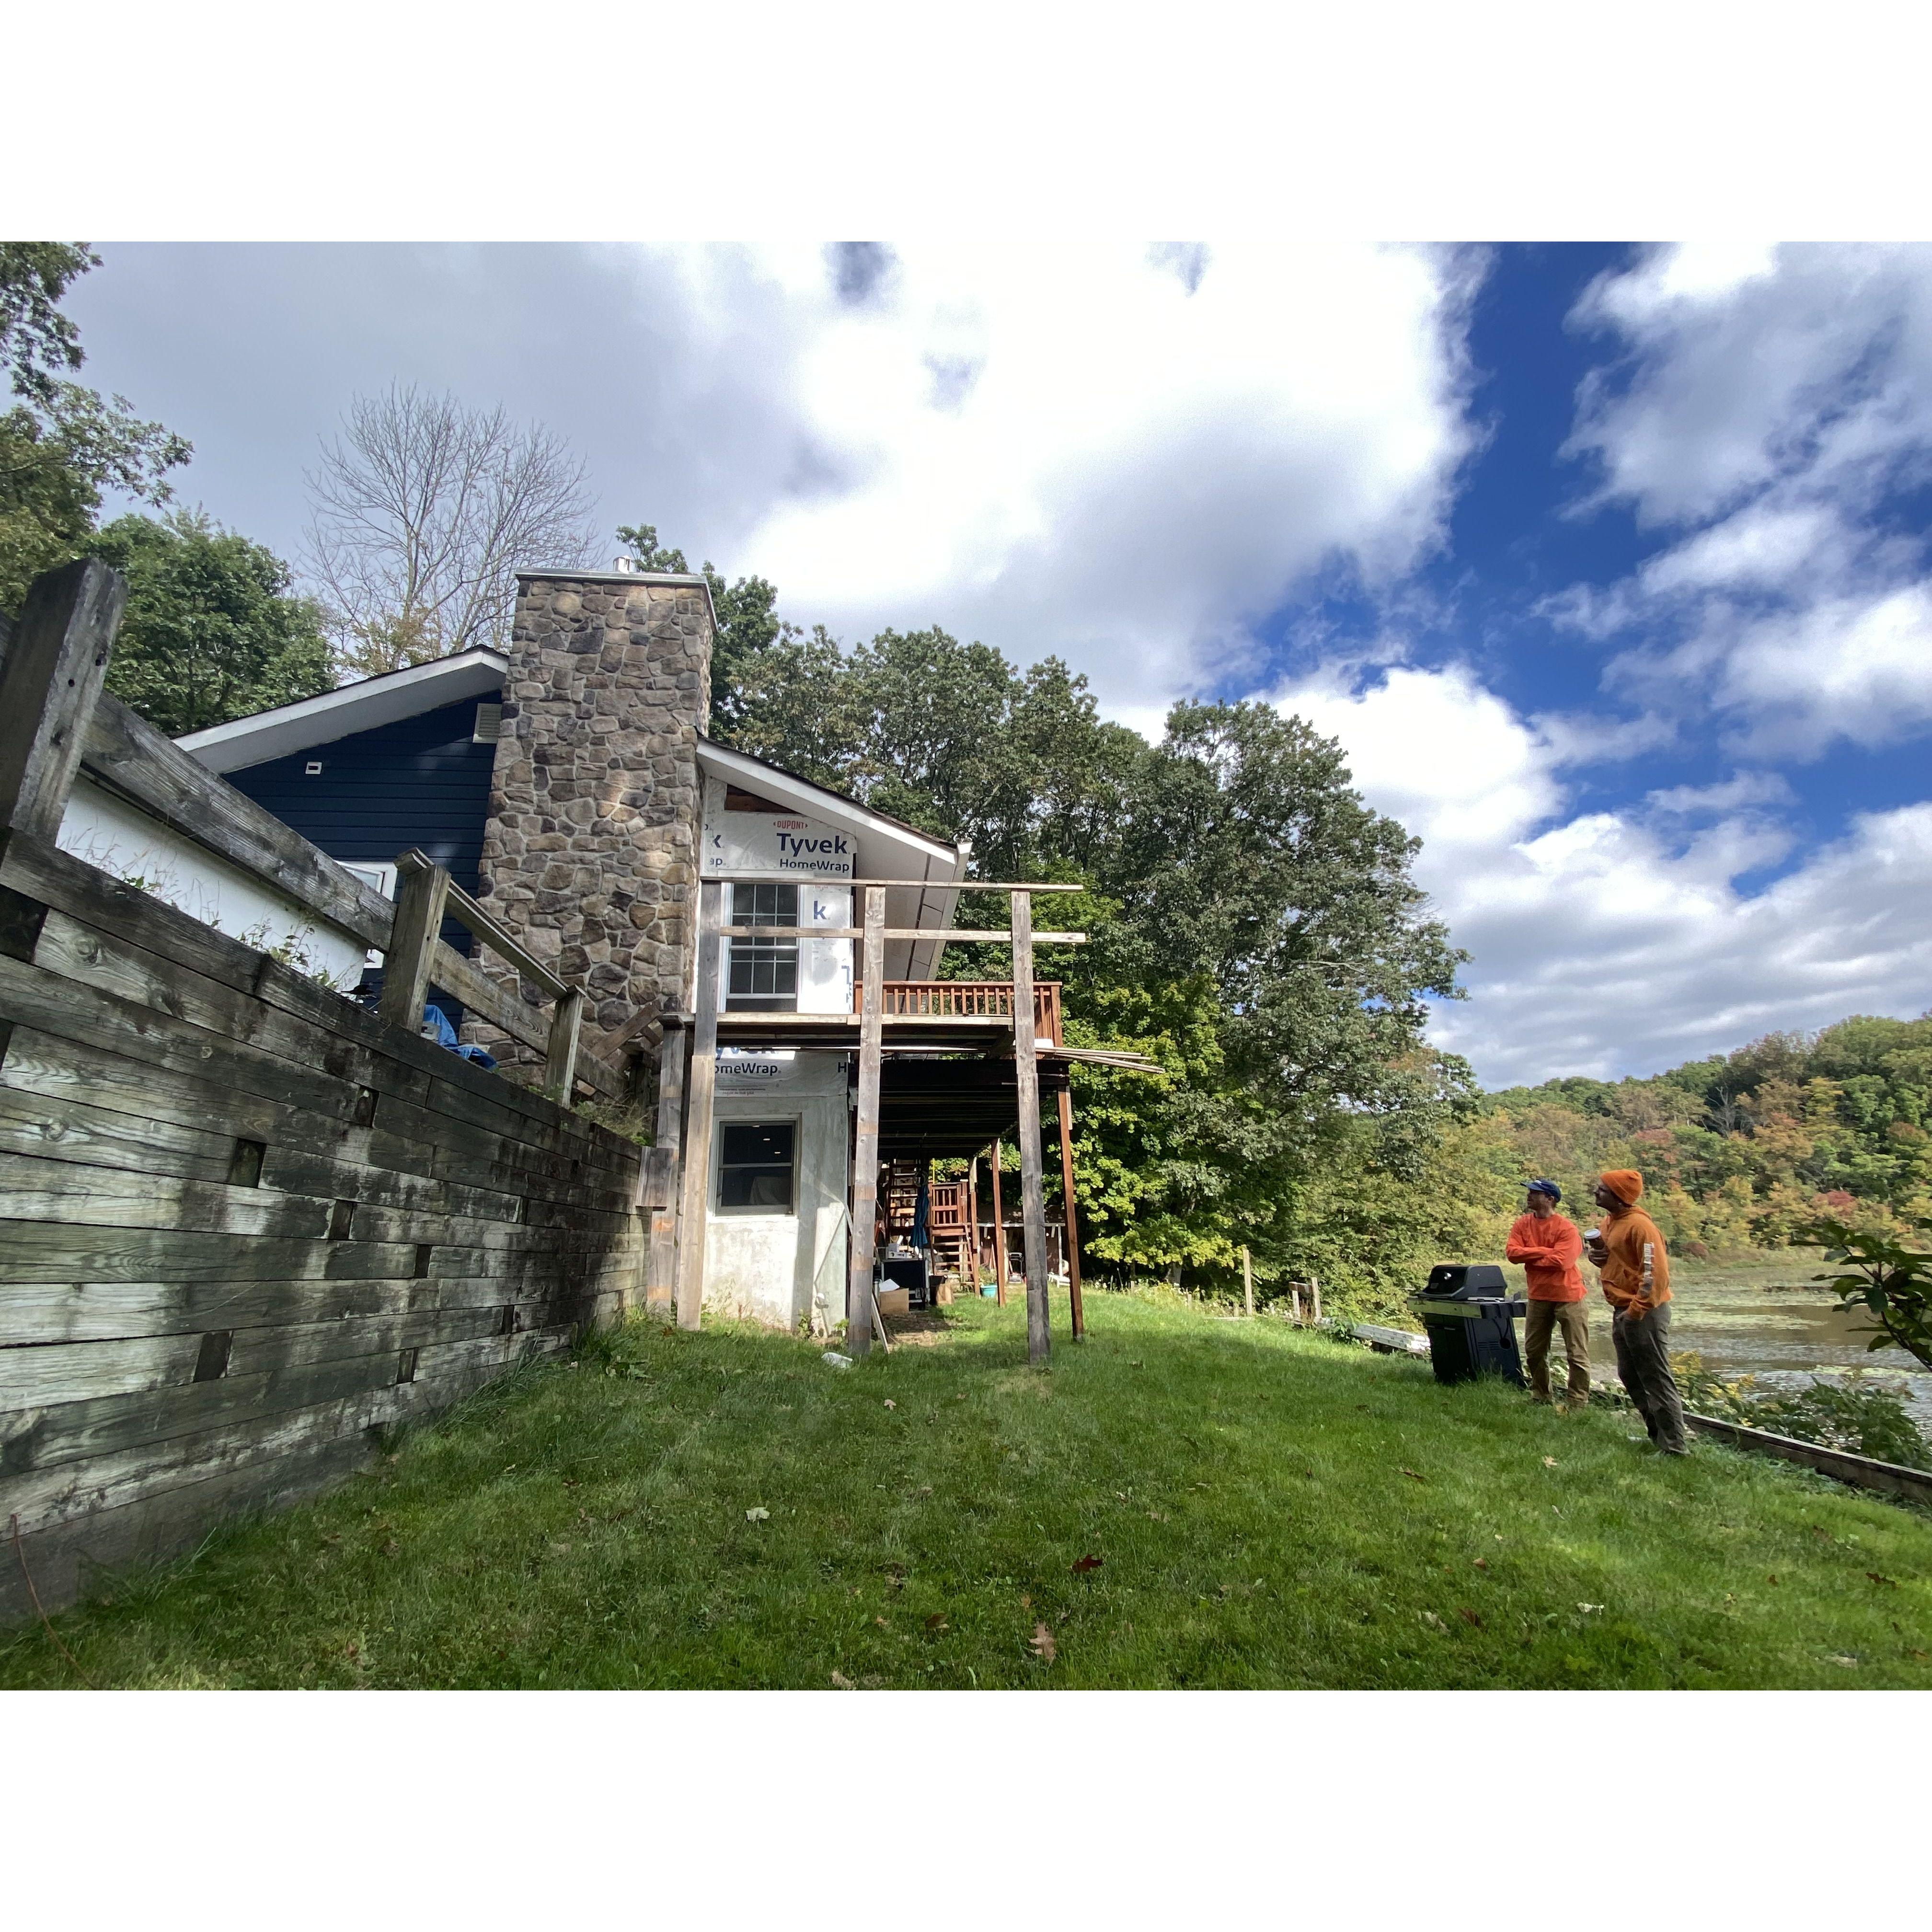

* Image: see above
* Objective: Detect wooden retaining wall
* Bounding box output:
[0,564,645,1620]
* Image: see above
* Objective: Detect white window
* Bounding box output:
[340,862,397,969]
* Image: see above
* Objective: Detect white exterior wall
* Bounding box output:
[702,1051,851,1331]
[56,775,369,989]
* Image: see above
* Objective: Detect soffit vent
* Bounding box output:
[472,702,503,745]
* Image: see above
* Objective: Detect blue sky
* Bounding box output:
[63,242,1932,1088]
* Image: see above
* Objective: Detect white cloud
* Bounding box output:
[1274,662,1932,1087]
[717,242,1482,707]
[1559,244,1932,756]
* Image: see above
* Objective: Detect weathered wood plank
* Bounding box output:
[1011,891,1050,1367]
[377,848,448,1033]
[80,690,395,951]
[0,1081,239,1185]
[440,869,568,998]
[0,1022,636,1218]
[544,985,584,1104]
[0,1221,423,1286]
[1059,1086,1086,1340]
[0,560,126,842]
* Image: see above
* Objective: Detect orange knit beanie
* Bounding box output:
[1600,1169,1644,1205]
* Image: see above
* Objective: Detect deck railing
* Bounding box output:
[858,979,1062,1044]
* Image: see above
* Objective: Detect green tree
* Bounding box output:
[0,244,191,611]
[85,510,333,735]
[617,521,793,736]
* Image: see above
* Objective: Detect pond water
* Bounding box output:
[1666,1260,1932,1434]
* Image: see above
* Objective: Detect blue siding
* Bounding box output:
[224,694,501,1016]
[224,695,499,893]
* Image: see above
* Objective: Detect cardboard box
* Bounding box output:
[876,1287,910,1317]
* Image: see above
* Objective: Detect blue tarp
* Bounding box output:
[423,1003,497,1070]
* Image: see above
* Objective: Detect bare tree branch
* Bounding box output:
[303,384,601,678]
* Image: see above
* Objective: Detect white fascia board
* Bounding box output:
[177,651,509,773]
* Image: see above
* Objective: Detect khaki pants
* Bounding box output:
[1524,1297,1591,1403]
[1612,1302,1686,1453]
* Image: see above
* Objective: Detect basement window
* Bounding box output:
[717,1121,796,1213]
[727,882,799,1012]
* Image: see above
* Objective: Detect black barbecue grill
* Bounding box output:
[1412,1264,1528,1386]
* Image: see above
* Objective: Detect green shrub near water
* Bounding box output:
[1673,1352,1932,1469]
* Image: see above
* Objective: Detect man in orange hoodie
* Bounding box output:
[1505,1179,1589,1407]
[1585,1170,1686,1455]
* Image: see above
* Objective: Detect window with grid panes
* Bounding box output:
[727,882,800,1011]
[717,1122,796,1211]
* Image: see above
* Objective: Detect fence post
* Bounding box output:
[544,986,585,1104]
[0,559,126,841]
[846,885,886,1357]
[1242,1245,1254,1319]
[1011,889,1050,1367]
[379,850,448,1035]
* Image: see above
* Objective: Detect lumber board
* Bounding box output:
[0,1081,240,1185]
[0,1148,336,1241]
[0,1023,635,1218]
[1,1331,207,1411]
[0,561,126,844]
[80,691,396,952]
[0,1221,424,1286]
[1011,891,1051,1366]
[846,886,887,1357]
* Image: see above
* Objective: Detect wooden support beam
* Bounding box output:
[846,886,886,1358]
[1242,1244,1254,1320]
[543,986,584,1104]
[715,926,1086,944]
[1058,1086,1085,1340]
[965,1153,981,1295]
[0,559,126,842]
[989,1139,1007,1308]
[1011,890,1050,1367]
[378,851,449,1035]
[643,1018,687,1321]
[675,880,724,1331]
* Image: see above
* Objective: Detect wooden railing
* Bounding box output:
[2,559,622,1107]
[857,979,1063,1045]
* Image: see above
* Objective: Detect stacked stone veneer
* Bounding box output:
[473,571,713,1071]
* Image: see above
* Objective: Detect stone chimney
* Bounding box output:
[475,568,713,1070]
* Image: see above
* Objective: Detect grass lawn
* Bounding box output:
[5,1293,1930,1689]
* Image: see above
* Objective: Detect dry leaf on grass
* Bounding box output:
[1457,1607,1483,1627]
[745,1507,770,1522]
[1542,1457,1558,1468]
[1030,1623,1058,1663]
[830,1671,856,1690]
[1472,1558,1488,1570]
[1401,1469,1425,1483]
[1071,1554,1104,1574]
[924,1613,948,1631]
[883,1400,896,1410]
[1421,1610,1446,1630]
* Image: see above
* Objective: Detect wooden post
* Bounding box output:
[1011,890,1050,1367]
[1291,1286,1304,1325]
[965,1154,981,1293]
[543,986,584,1104]
[1058,1086,1085,1339]
[846,885,886,1357]
[1242,1245,1254,1320]
[642,1018,687,1321]
[675,878,723,1331]
[379,851,449,1034]
[0,558,126,842]
[989,1140,1008,1307]
[1310,1276,1322,1324]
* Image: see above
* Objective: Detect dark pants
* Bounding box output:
[1612,1303,1686,1452]
[1525,1298,1591,1403]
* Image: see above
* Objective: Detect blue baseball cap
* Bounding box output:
[1523,1179,1562,1203]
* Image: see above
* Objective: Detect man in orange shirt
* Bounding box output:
[1505,1180,1589,1407]
[1585,1169,1686,1456]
